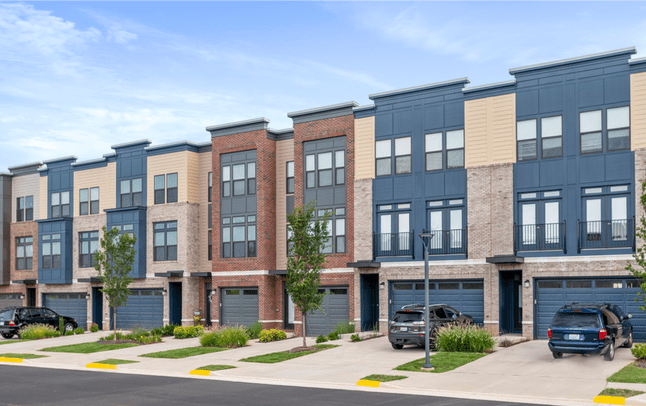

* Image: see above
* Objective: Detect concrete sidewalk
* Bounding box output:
[0,334,641,406]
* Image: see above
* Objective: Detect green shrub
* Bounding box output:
[334,321,354,335]
[327,331,339,341]
[64,330,74,336]
[196,325,204,336]
[173,325,203,339]
[435,325,495,353]
[101,332,129,341]
[246,321,263,339]
[73,328,85,335]
[90,323,99,333]
[162,324,178,336]
[200,326,249,348]
[19,324,61,340]
[59,316,64,333]
[132,328,150,337]
[137,334,162,344]
[150,327,163,336]
[258,328,287,342]
[632,343,646,360]
[316,335,328,344]
[350,334,361,342]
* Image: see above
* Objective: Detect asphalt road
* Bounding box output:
[0,365,542,406]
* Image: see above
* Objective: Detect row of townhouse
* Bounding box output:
[1,47,646,340]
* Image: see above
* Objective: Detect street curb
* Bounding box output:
[0,357,23,363]
[594,395,625,405]
[357,380,380,388]
[86,363,117,370]
[190,370,210,376]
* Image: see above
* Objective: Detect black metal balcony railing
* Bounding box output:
[514,222,566,253]
[425,228,468,256]
[578,218,635,252]
[373,231,414,258]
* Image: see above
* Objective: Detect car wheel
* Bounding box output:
[64,323,74,333]
[391,343,403,350]
[624,331,633,348]
[552,352,563,359]
[429,327,439,349]
[604,341,615,361]
[1,333,13,339]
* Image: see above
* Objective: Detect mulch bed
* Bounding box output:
[635,360,646,369]
[287,346,318,353]
[96,339,161,345]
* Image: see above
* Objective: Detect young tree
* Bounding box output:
[628,181,646,312]
[93,226,137,341]
[286,202,331,348]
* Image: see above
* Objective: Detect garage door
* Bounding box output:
[306,287,349,337]
[390,280,484,324]
[113,289,163,330]
[221,288,258,327]
[43,293,87,329]
[535,278,644,341]
[0,294,23,310]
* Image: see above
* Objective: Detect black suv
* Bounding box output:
[388,304,474,350]
[0,307,78,339]
[548,303,633,361]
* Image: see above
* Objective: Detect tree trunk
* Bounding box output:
[302,311,307,348]
[113,306,117,342]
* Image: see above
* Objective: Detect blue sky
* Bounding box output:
[1,1,645,170]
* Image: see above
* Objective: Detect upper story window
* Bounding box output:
[425,130,465,171]
[517,191,563,250]
[517,116,564,161]
[79,231,99,268]
[541,116,563,158]
[221,215,256,258]
[41,233,61,269]
[51,191,70,218]
[15,236,33,270]
[79,187,99,216]
[154,173,178,205]
[580,107,630,154]
[580,185,632,249]
[517,119,538,161]
[222,162,256,197]
[16,196,33,222]
[305,150,345,188]
[208,172,212,203]
[426,199,466,254]
[315,207,346,254]
[286,162,294,194]
[153,221,177,261]
[375,137,411,176]
[120,178,143,207]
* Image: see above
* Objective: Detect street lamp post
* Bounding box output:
[418,233,434,370]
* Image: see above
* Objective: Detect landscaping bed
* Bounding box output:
[140,346,228,359]
[394,352,488,373]
[94,359,139,365]
[240,344,339,363]
[598,388,644,398]
[196,364,236,371]
[361,374,407,382]
[41,342,139,354]
[0,353,47,359]
[607,361,646,384]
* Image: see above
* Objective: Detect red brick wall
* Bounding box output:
[211,129,277,272]
[9,221,38,282]
[293,114,355,269]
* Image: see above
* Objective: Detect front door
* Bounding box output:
[360,274,379,331]
[92,287,103,330]
[205,282,212,327]
[26,288,36,307]
[169,282,182,326]
[283,283,294,330]
[500,271,522,334]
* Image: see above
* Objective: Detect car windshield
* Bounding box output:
[0,309,13,321]
[393,312,423,323]
[551,312,600,328]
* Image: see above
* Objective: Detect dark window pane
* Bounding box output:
[17,258,25,270]
[319,169,332,187]
[608,129,630,151]
[542,137,562,158]
[306,172,315,188]
[167,246,177,261]
[447,150,464,168]
[336,168,345,185]
[62,204,70,217]
[426,152,442,171]
[463,282,484,290]
[222,243,231,258]
[233,180,245,196]
[248,241,256,257]
[155,190,165,204]
[80,202,88,216]
[90,201,99,215]
[121,194,131,208]
[43,256,51,269]
[133,192,143,206]
[167,188,178,203]
[247,179,256,195]
[581,132,602,154]
[336,236,346,253]
[26,257,32,269]
[223,182,230,197]
[154,246,165,261]
[376,158,391,176]
[395,156,411,174]
[52,206,60,218]
[566,280,592,289]
[287,178,294,194]
[438,282,459,290]
[208,204,212,229]
[393,283,412,291]
[517,140,537,161]
[53,255,61,269]
[233,242,246,258]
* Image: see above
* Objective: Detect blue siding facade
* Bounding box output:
[105,207,147,279]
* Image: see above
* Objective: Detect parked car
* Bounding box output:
[388,303,474,350]
[0,307,78,339]
[548,303,633,361]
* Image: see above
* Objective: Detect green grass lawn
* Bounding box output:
[94,359,139,365]
[607,363,646,384]
[361,374,407,382]
[40,342,138,354]
[140,346,227,359]
[0,339,26,345]
[240,344,339,364]
[598,388,644,398]
[196,364,236,371]
[0,353,47,359]
[394,352,488,373]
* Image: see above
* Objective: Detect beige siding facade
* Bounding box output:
[73,162,116,217]
[275,139,294,270]
[197,150,212,274]
[354,116,375,179]
[147,151,199,205]
[39,176,47,220]
[11,173,41,223]
[465,93,516,167]
[631,72,646,150]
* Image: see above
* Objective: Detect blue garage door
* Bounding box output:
[306,286,349,337]
[390,280,484,325]
[113,289,163,330]
[535,278,644,341]
[44,293,87,329]
[221,288,259,327]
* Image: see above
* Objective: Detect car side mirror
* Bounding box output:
[627,314,633,319]
[452,314,458,320]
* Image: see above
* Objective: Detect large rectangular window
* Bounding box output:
[222,163,255,197]
[580,110,603,154]
[394,137,412,174]
[79,187,99,215]
[153,221,177,261]
[154,173,178,205]
[425,132,442,171]
[41,233,61,269]
[15,236,33,270]
[305,148,346,187]
[120,178,143,207]
[221,215,256,258]
[50,191,70,218]
[208,172,212,203]
[541,116,563,158]
[79,231,99,268]
[308,207,346,254]
[375,140,392,177]
[607,106,630,151]
[446,130,464,169]
[517,119,537,161]
[286,162,294,193]
[16,196,33,222]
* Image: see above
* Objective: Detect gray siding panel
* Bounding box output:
[306,287,349,336]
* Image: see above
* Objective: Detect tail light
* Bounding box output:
[599,329,607,340]
[8,321,15,326]
[547,327,551,339]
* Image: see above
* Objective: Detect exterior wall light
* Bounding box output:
[524,280,530,288]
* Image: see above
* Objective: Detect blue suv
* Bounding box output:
[548,303,633,361]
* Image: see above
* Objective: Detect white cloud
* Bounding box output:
[107,28,137,45]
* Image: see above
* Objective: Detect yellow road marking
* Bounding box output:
[190,370,211,376]
[593,395,625,405]
[86,363,117,370]
[357,380,380,388]
[0,357,22,363]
